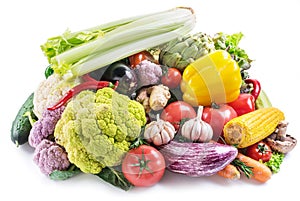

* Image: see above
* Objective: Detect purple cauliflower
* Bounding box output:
[29,106,65,148]
[134,60,162,88]
[33,139,70,175]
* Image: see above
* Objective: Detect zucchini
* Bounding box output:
[11,93,37,146]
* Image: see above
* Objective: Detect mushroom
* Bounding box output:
[265,120,297,154]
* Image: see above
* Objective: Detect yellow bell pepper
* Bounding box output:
[180,50,242,106]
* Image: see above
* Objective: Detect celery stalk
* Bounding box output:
[49,7,195,77]
[41,9,168,62]
[71,19,195,76]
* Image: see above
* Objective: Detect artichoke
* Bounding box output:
[159,32,215,71]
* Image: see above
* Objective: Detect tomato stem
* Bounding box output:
[211,102,220,109]
[130,148,153,178]
[258,143,268,153]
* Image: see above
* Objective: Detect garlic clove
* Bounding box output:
[160,130,171,145]
[191,120,202,141]
[199,123,213,142]
[163,123,176,138]
[181,119,193,140]
[144,123,159,142]
[153,134,163,146]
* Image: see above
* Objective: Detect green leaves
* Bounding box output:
[264,152,285,174]
[49,164,81,180]
[40,29,103,62]
[49,164,132,191]
[96,166,133,191]
[213,32,253,79]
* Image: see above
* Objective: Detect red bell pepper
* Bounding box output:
[228,93,255,116]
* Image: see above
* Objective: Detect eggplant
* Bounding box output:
[89,61,138,95]
[115,69,138,96]
[101,61,130,82]
[159,141,238,177]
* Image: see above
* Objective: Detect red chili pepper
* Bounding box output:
[244,78,261,100]
[47,74,118,111]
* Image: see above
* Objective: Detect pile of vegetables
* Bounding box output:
[11,7,297,191]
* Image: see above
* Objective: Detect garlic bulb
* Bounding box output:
[181,106,213,142]
[144,115,176,146]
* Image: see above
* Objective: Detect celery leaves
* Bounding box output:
[41,29,103,62]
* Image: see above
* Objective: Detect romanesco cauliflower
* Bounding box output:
[54,87,146,174]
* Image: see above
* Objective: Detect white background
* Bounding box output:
[1,0,299,200]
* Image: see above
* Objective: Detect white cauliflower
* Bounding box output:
[33,73,81,118]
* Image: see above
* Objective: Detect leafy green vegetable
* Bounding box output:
[41,29,103,63]
[213,32,252,79]
[42,7,195,78]
[96,166,133,191]
[49,164,81,180]
[264,152,285,173]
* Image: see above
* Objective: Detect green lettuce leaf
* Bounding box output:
[264,152,285,174]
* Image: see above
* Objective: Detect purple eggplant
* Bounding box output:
[89,61,138,96]
[159,141,238,177]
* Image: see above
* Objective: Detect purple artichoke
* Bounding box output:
[33,139,70,175]
[29,106,65,148]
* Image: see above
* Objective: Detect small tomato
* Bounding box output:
[128,51,154,68]
[246,141,272,162]
[161,67,182,89]
[122,145,165,187]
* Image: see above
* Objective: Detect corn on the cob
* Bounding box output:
[223,107,284,148]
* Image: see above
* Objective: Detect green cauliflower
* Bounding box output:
[54,87,147,174]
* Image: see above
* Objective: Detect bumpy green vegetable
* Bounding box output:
[11,93,37,146]
[54,87,146,174]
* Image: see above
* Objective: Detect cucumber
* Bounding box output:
[11,93,37,146]
[255,90,272,109]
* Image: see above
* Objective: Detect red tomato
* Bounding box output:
[202,103,237,140]
[161,68,182,89]
[246,141,272,162]
[122,145,165,187]
[128,51,154,68]
[160,101,197,130]
[228,93,255,116]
